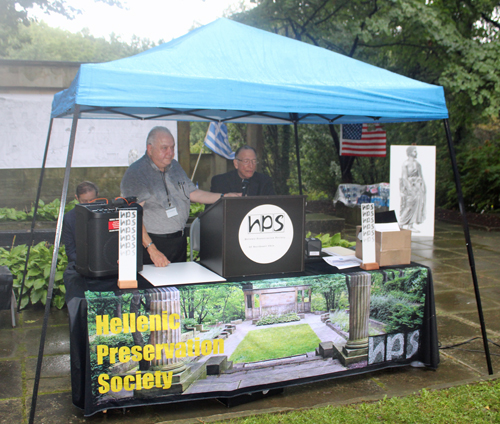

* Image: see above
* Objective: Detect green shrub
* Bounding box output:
[186,236,199,262]
[370,295,402,322]
[189,202,205,217]
[373,269,427,303]
[0,242,67,309]
[0,198,78,222]
[89,333,136,399]
[199,325,225,340]
[0,208,28,221]
[385,289,425,304]
[310,294,326,312]
[329,310,349,332]
[370,294,423,333]
[256,313,300,326]
[304,190,331,201]
[444,139,500,212]
[306,231,355,248]
[182,317,198,331]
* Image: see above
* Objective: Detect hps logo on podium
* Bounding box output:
[238,204,294,264]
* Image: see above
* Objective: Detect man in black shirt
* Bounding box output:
[62,181,98,264]
[210,145,275,196]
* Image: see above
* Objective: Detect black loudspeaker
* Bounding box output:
[75,203,143,278]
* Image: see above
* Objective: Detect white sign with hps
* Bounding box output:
[361,203,376,265]
[118,209,138,283]
[238,204,294,264]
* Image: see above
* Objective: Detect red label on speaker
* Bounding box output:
[108,218,119,232]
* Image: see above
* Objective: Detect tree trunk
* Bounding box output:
[329,124,355,183]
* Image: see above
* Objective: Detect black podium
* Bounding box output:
[199,195,306,278]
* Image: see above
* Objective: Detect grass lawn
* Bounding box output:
[229,323,321,364]
[214,379,500,423]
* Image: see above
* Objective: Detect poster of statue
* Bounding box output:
[389,145,436,238]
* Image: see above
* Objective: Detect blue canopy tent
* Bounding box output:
[51,18,448,124]
[24,18,490,423]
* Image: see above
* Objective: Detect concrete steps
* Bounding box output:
[185,354,346,394]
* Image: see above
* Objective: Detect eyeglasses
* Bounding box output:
[236,159,259,165]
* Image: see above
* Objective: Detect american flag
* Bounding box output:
[340,123,387,157]
[203,122,235,160]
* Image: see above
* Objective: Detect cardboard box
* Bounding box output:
[355,226,411,267]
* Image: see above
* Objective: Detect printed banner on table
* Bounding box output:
[85,267,430,415]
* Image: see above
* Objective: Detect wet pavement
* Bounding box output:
[1,221,500,424]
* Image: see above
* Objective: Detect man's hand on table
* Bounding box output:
[148,245,170,267]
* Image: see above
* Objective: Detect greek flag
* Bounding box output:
[203,122,235,159]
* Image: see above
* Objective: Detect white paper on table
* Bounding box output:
[322,255,362,269]
[322,246,356,256]
[139,262,226,287]
[374,222,400,232]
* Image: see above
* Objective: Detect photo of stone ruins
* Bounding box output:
[88,267,426,407]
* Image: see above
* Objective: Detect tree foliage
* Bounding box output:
[262,125,292,195]
[309,274,347,312]
[444,138,500,212]
[0,0,125,56]
[232,0,500,204]
[1,0,123,29]
[179,284,244,325]
[369,267,427,333]
[1,20,158,61]
[235,0,499,123]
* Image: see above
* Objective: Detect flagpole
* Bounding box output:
[191,144,204,181]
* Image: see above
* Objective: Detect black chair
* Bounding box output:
[0,266,15,327]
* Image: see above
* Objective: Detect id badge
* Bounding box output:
[166,207,178,218]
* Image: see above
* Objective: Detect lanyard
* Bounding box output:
[161,171,172,208]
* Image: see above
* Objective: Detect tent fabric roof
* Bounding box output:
[51,18,448,124]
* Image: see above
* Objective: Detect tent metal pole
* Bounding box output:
[191,145,204,181]
[17,118,54,312]
[29,106,80,424]
[292,116,303,195]
[443,118,493,375]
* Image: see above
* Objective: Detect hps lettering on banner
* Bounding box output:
[247,213,285,233]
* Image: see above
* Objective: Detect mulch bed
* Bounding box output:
[435,208,500,231]
[306,200,500,231]
[305,200,336,214]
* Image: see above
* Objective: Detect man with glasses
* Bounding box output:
[210,145,275,196]
[62,181,99,264]
[121,126,240,267]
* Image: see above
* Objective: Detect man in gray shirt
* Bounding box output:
[121,126,240,266]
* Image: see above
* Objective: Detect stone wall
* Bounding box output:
[0,59,234,209]
[1,60,270,210]
[1,153,232,210]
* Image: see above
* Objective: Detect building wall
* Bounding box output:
[0,60,231,209]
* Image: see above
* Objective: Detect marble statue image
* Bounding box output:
[399,146,426,232]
